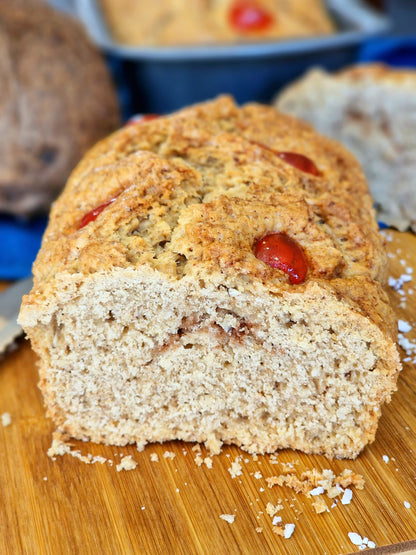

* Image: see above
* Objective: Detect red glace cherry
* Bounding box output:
[229,1,274,32]
[274,151,319,176]
[78,197,117,229]
[125,113,160,126]
[254,233,307,284]
[251,142,320,176]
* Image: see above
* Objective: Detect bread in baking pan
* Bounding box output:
[0,0,119,216]
[19,96,401,459]
[275,63,416,232]
[99,0,334,46]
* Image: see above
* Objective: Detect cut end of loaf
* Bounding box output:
[24,269,400,459]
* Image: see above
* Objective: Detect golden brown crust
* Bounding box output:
[28,96,392,336]
[19,96,401,459]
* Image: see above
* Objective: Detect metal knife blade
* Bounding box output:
[0,277,33,354]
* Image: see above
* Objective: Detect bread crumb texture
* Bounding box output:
[19,96,401,459]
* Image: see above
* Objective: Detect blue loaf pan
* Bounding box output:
[71,0,390,114]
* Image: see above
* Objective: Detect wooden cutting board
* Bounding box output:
[1,229,416,555]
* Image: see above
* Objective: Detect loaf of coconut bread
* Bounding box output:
[99,0,334,46]
[19,96,401,459]
[275,64,416,231]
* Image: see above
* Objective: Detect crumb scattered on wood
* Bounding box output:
[312,497,328,514]
[1,412,11,427]
[228,459,243,478]
[265,467,364,513]
[266,502,283,517]
[116,455,137,472]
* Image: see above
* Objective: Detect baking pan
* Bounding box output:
[70,0,390,114]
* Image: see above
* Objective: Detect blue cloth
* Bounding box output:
[0,215,48,279]
[359,38,416,67]
[1,39,416,280]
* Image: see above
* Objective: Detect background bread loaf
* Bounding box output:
[99,0,334,46]
[275,63,416,231]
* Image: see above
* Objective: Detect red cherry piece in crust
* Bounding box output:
[140,114,159,122]
[254,233,307,284]
[78,198,117,229]
[125,113,159,126]
[275,151,319,176]
[229,1,274,32]
[251,141,319,176]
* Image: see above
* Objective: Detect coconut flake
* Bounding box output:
[284,523,295,539]
[341,488,353,505]
[220,514,235,523]
[348,532,363,546]
[398,320,412,333]
[309,486,325,496]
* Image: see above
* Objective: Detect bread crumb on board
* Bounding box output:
[1,412,11,427]
[228,458,243,479]
[116,455,137,472]
[273,523,295,538]
[47,432,112,465]
[267,468,364,493]
[193,450,214,468]
[312,497,329,514]
[204,457,213,469]
[44,432,370,538]
[266,467,364,514]
[194,453,204,467]
[45,432,415,548]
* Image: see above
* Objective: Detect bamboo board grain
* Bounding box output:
[1,229,416,555]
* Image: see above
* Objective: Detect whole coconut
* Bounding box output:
[0,0,120,215]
